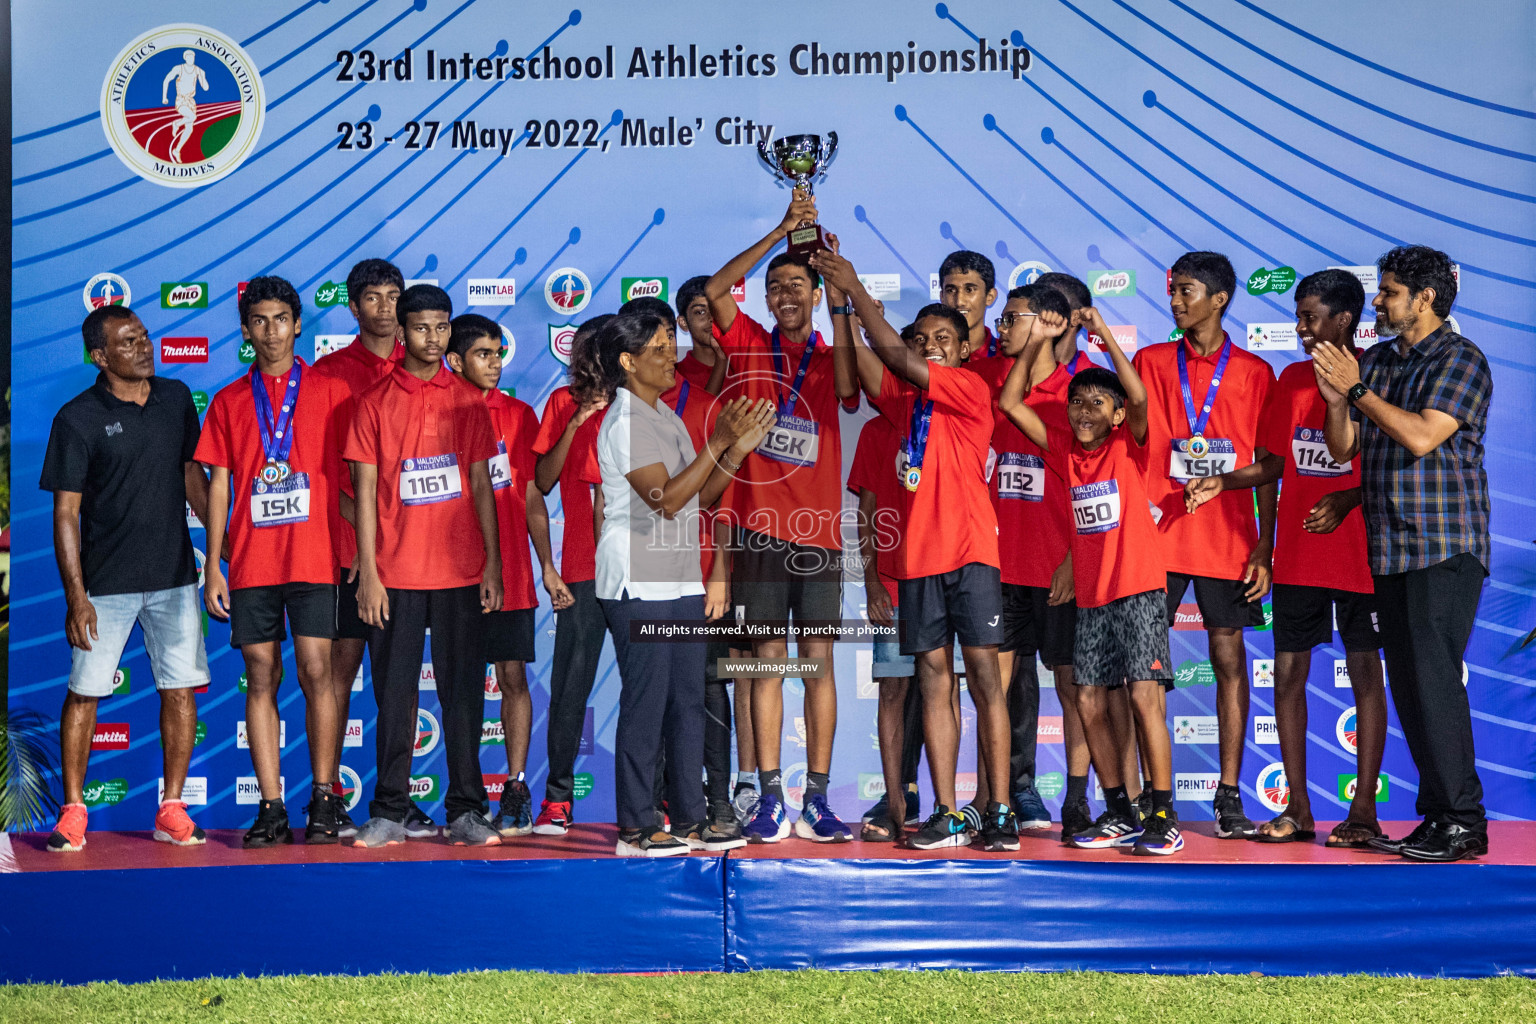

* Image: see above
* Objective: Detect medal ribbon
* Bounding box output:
[676,379,690,417]
[1065,351,1086,376]
[903,397,935,477]
[1176,334,1231,439]
[252,359,301,465]
[769,327,820,417]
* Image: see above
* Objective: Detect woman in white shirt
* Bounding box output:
[593,308,774,857]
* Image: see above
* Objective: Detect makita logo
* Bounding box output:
[160,337,209,363]
[92,724,130,750]
[483,773,509,798]
[1036,716,1064,743]
[1172,603,1204,630]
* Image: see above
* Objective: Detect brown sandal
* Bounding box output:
[1327,819,1384,848]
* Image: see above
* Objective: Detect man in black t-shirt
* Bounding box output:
[39,306,213,852]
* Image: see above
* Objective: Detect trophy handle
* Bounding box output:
[818,132,839,178]
[756,137,786,188]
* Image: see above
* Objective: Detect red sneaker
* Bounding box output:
[47,803,88,852]
[532,799,572,836]
[153,800,207,846]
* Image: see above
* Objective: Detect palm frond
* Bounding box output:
[0,707,62,831]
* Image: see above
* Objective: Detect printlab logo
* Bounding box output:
[1089,269,1135,297]
[548,323,577,366]
[100,24,265,188]
[621,276,668,303]
[236,776,284,805]
[1175,773,1220,801]
[1336,706,1358,755]
[160,282,207,308]
[1256,761,1290,813]
[1254,715,1279,745]
[84,273,131,312]
[343,718,364,748]
[545,267,591,315]
[414,708,441,756]
[468,278,517,306]
[1008,260,1051,291]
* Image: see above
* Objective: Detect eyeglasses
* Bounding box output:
[995,312,1038,329]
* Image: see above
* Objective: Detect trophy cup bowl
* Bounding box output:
[756,132,839,256]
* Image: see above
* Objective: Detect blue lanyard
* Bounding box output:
[251,359,301,464]
[1176,335,1231,438]
[1065,351,1085,376]
[676,378,690,417]
[984,327,997,359]
[769,327,819,417]
[903,398,935,472]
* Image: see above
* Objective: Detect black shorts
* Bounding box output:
[897,563,1003,655]
[484,607,537,663]
[1166,572,1265,631]
[1075,590,1174,689]
[1271,584,1380,653]
[731,528,842,634]
[335,575,373,641]
[1000,583,1076,668]
[229,582,337,648]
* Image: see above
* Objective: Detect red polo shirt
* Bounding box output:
[659,351,726,408]
[344,363,498,591]
[485,388,542,610]
[713,311,854,552]
[1260,360,1373,594]
[312,336,405,571]
[194,360,352,590]
[1134,337,1275,580]
[992,361,1074,589]
[870,364,999,579]
[532,386,601,584]
[846,414,904,603]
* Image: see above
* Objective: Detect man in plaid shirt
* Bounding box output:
[1312,245,1492,863]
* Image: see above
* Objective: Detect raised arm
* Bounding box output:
[998,348,1050,450]
[1081,306,1147,444]
[809,249,923,391]
[705,192,819,335]
[535,399,605,494]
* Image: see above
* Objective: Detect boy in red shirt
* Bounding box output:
[812,247,1018,852]
[1000,305,1182,855]
[345,284,504,848]
[198,276,353,846]
[312,257,404,838]
[705,193,859,844]
[529,314,612,836]
[1134,251,1276,839]
[446,314,575,836]
[939,250,1000,361]
[1185,269,1385,847]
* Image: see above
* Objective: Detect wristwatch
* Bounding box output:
[1347,382,1370,405]
[829,304,854,316]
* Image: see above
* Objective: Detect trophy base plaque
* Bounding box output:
[787,223,830,257]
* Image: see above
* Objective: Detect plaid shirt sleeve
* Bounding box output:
[1419,344,1492,429]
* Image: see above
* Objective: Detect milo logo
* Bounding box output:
[481,718,505,745]
[857,772,885,800]
[1090,270,1135,297]
[621,276,668,303]
[1246,266,1296,295]
[160,282,208,308]
[83,778,129,808]
[315,281,348,307]
[409,774,440,801]
[112,667,130,695]
[572,772,595,800]
[1174,659,1216,688]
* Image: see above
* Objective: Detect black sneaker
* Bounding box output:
[908,806,971,851]
[243,799,293,849]
[1368,818,1434,854]
[304,789,342,845]
[703,803,748,851]
[336,803,358,840]
[980,803,1020,852]
[493,777,535,837]
[1212,784,1257,839]
[1133,790,1152,827]
[403,803,438,839]
[1134,809,1184,856]
[1060,796,1093,845]
[1071,810,1143,849]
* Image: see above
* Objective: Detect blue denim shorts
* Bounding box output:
[68,585,211,697]
[871,603,915,678]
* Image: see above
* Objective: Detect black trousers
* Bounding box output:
[1374,553,1486,829]
[704,680,732,805]
[368,585,486,823]
[543,579,608,803]
[1007,654,1041,793]
[898,680,923,787]
[602,594,708,830]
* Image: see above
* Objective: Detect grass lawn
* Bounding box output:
[4,970,1534,1023]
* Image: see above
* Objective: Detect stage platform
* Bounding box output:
[4,822,1535,982]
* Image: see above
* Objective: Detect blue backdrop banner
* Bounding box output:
[9,1,1535,829]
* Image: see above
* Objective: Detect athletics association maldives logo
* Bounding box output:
[1336,706,1358,755]
[545,268,591,316]
[337,765,363,812]
[414,708,441,757]
[84,273,131,312]
[1257,761,1290,813]
[101,24,265,189]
